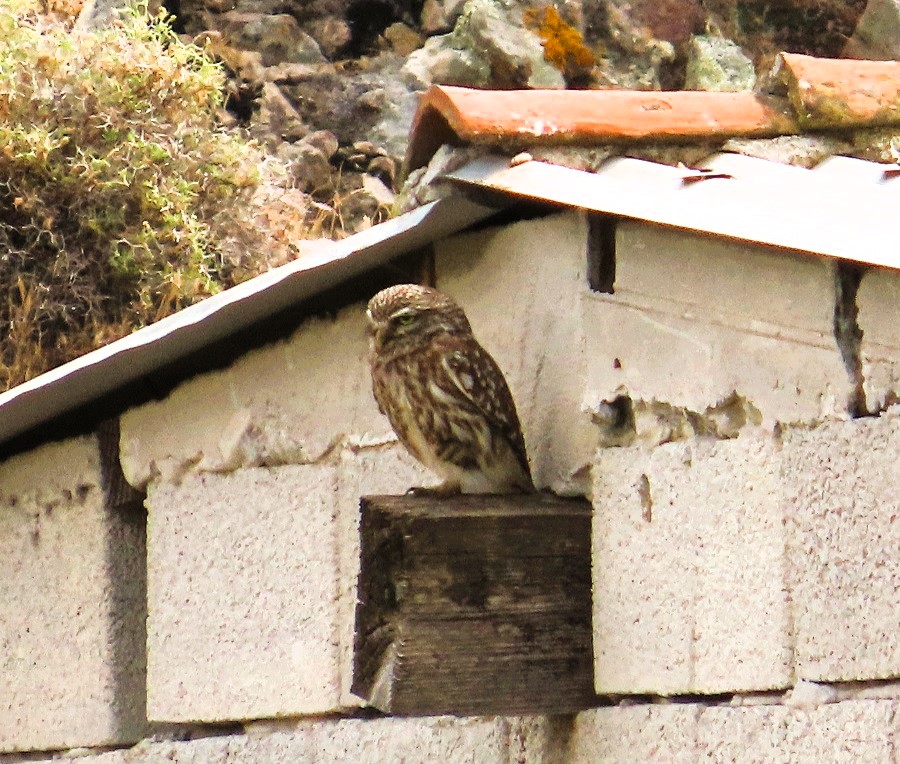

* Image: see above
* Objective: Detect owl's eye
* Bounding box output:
[395,314,416,328]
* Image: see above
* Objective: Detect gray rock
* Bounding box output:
[345,65,422,162]
[367,155,399,186]
[283,142,335,195]
[221,12,327,67]
[253,82,309,145]
[420,0,467,34]
[843,0,900,60]
[306,16,352,58]
[244,48,415,164]
[401,34,491,88]
[684,35,756,92]
[316,62,417,162]
[455,0,564,88]
[383,22,424,56]
[278,66,383,145]
[369,86,420,161]
[402,0,564,89]
[304,130,340,160]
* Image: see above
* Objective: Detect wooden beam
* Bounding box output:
[353,493,596,716]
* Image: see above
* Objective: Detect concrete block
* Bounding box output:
[146,463,346,722]
[584,222,852,431]
[592,435,793,695]
[568,704,701,764]
[252,716,540,763]
[783,412,900,682]
[38,716,562,763]
[571,700,899,764]
[858,266,900,413]
[614,222,833,334]
[120,303,385,489]
[0,436,147,753]
[594,412,900,696]
[697,700,897,763]
[436,210,598,495]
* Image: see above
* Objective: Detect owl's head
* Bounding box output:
[366,284,472,354]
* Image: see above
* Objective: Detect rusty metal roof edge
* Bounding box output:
[446,154,900,271]
[0,195,501,450]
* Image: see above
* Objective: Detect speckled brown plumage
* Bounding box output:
[366,284,533,495]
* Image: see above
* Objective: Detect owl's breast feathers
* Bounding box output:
[372,334,532,492]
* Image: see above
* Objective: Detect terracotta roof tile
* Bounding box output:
[779,53,900,129]
[406,86,799,171]
[406,55,900,171]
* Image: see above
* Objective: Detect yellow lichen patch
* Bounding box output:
[524,6,595,86]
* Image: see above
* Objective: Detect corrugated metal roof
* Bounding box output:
[447,153,900,270]
[0,196,499,449]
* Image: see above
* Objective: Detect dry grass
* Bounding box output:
[0,0,297,391]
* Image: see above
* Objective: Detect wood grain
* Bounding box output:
[353,493,596,715]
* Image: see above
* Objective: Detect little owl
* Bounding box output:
[367,284,534,496]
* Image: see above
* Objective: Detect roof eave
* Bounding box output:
[0,196,501,449]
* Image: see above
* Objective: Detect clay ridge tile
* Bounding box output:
[405,86,799,172]
[779,53,900,129]
[405,56,900,172]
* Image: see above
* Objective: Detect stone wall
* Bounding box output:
[2,209,898,761]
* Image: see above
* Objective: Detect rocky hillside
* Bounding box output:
[166,0,869,231]
[0,0,880,389]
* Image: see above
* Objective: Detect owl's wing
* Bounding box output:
[370,367,388,416]
[438,338,531,478]
[372,388,387,416]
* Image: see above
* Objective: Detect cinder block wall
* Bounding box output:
[0,436,147,754]
[582,220,900,762]
[2,210,898,762]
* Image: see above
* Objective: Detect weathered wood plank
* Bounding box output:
[352,493,596,716]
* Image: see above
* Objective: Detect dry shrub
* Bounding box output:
[0,0,293,390]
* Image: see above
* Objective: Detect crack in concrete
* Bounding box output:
[833,261,869,418]
[597,675,900,710]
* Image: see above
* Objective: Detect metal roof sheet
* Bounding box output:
[0,196,499,449]
[447,153,900,270]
